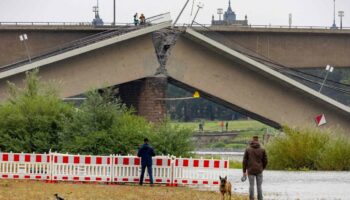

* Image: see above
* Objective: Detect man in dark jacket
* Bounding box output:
[137,138,155,186]
[243,136,268,200]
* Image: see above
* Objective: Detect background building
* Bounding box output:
[211,0,248,26]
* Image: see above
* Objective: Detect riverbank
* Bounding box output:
[0,180,247,200]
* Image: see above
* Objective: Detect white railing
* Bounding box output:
[0,152,229,187]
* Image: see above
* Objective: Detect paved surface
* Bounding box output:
[225,169,350,200]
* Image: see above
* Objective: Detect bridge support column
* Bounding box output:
[119,77,167,123]
[138,77,167,123]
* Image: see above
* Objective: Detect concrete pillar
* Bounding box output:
[119,77,167,123]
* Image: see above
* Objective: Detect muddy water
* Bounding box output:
[224,169,350,200]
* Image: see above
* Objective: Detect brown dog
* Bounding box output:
[219,176,232,200]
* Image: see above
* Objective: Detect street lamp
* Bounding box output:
[113,0,116,26]
[338,11,344,29]
[190,2,204,27]
[19,34,31,62]
[331,0,337,29]
[319,65,334,93]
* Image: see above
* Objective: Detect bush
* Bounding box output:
[0,70,73,153]
[151,121,194,157]
[110,112,153,155]
[317,136,350,171]
[267,126,350,171]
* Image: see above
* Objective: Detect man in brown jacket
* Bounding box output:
[243,136,268,200]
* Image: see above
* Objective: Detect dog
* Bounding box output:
[219,176,232,200]
[54,194,64,200]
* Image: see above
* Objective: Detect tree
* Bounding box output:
[151,120,194,157]
[0,70,73,153]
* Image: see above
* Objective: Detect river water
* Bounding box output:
[194,152,350,199]
[223,169,350,200]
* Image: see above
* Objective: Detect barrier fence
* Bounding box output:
[0,152,229,187]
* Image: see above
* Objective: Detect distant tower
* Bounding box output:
[217,8,223,21]
[211,0,248,26]
[92,0,104,26]
[224,0,236,24]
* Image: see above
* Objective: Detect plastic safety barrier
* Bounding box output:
[52,153,112,182]
[112,156,172,184]
[0,152,229,186]
[173,157,229,186]
[0,152,51,180]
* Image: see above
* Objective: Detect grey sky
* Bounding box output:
[0,0,349,27]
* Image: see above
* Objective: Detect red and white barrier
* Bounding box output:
[173,158,229,186]
[0,152,51,180]
[112,156,172,184]
[52,154,111,182]
[0,152,229,187]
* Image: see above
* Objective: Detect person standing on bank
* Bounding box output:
[137,138,155,186]
[243,136,268,200]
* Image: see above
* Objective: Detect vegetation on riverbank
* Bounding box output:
[171,120,279,151]
[0,71,193,156]
[171,120,269,132]
[0,180,248,200]
[267,126,350,171]
[173,120,277,150]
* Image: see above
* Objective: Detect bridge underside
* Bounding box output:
[197,28,350,68]
[0,33,159,100]
[166,31,350,131]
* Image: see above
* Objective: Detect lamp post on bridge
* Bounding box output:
[191,2,204,27]
[112,0,116,26]
[19,34,31,62]
[319,65,334,93]
[331,0,338,29]
[338,11,344,30]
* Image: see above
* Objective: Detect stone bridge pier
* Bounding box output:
[119,77,167,123]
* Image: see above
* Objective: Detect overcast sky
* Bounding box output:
[0,0,349,27]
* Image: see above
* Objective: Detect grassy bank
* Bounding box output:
[0,180,247,200]
[173,120,276,150]
[171,120,269,132]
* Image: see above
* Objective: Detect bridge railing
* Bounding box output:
[178,23,350,30]
[0,152,229,187]
[0,12,172,72]
[1,19,349,30]
[0,13,171,27]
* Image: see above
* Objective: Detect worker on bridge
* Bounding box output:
[133,13,139,26]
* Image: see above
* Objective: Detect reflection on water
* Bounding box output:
[225,169,350,200]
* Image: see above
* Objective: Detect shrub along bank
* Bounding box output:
[266,126,350,171]
[0,71,194,157]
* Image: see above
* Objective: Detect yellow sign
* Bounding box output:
[193,91,200,98]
